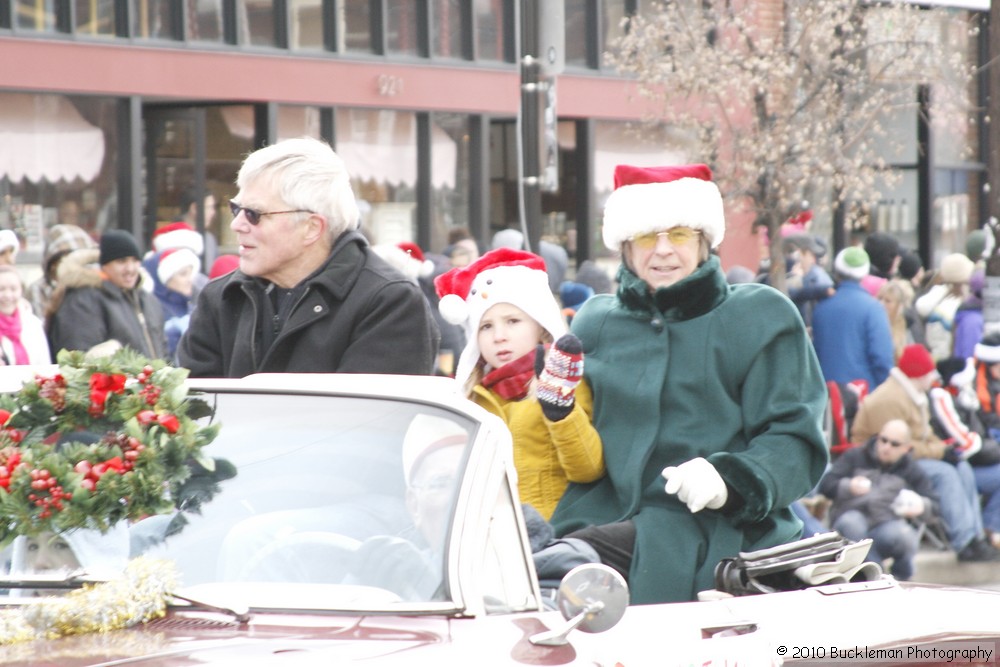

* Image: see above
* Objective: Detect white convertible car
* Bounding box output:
[0,371,997,666]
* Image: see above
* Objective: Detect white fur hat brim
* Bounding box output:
[157,248,201,285]
[602,178,726,250]
[153,228,204,256]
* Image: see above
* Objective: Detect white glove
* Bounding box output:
[662,457,728,513]
[891,488,925,518]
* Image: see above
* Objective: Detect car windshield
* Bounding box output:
[1,389,476,611]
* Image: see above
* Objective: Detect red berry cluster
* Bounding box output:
[26,468,71,519]
[0,447,22,490]
[74,457,127,492]
[36,373,67,412]
[105,432,146,471]
[136,365,162,405]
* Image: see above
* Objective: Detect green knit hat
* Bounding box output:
[834,246,870,280]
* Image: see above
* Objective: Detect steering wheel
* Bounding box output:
[238,531,362,583]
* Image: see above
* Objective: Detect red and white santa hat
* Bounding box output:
[396,241,436,279]
[435,247,567,387]
[157,247,201,285]
[602,163,726,250]
[152,222,204,256]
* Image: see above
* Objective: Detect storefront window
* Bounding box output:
[565,0,587,68]
[342,1,373,53]
[337,108,419,244]
[238,0,276,47]
[0,93,117,268]
[290,0,324,51]
[475,0,505,63]
[430,113,469,254]
[602,1,629,68]
[130,0,176,39]
[387,0,419,56]
[188,0,224,42]
[432,0,463,59]
[15,0,57,31]
[76,0,116,37]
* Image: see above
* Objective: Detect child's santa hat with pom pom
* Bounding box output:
[397,241,436,279]
[156,247,201,286]
[602,163,726,250]
[152,222,204,256]
[434,247,567,387]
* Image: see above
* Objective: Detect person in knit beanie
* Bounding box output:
[813,246,895,390]
[25,224,95,320]
[861,232,901,295]
[916,253,976,361]
[434,247,604,520]
[545,163,828,603]
[47,229,167,359]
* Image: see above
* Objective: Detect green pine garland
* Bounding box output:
[0,348,220,543]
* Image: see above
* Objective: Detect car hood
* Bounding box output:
[0,612,453,667]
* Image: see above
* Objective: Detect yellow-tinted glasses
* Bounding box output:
[629,227,701,249]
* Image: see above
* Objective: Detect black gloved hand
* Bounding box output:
[943,444,964,465]
[535,334,584,422]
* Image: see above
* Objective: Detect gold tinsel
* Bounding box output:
[0,557,178,646]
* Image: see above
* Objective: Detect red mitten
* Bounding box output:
[535,334,584,422]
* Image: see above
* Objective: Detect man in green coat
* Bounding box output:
[550,163,829,603]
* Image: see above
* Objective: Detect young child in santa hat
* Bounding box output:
[435,247,605,520]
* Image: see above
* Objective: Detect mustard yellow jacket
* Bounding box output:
[471,381,605,519]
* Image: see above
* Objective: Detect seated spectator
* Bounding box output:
[819,419,938,580]
[851,343,1000,562]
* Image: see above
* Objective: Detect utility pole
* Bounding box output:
[519,0,563,253]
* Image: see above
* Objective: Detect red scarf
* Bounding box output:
[482,348,540,400]
[0,309,28,365]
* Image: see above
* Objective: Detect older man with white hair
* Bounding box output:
[179,137,438,377]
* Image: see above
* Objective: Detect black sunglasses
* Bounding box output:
[229,200,312,226]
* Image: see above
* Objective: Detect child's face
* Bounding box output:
[477,303,544,370]
[25,532,79,572]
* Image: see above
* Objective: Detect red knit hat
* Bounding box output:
[898,344,937,379]
[602,163,725,250]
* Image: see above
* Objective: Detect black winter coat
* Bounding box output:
[47,249,167,359]
[818,438,939,528]
[178,232,439,377]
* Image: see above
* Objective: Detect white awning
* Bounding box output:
[220,106,458,189]
[559,123,686,191]
[0,93,105,183]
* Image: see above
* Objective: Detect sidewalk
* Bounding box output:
[913,545,1000,589]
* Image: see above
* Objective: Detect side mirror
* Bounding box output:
[530,563,629,646]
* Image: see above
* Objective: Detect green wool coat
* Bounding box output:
[550,256,829,603]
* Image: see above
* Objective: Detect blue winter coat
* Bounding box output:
[811,280,895,389]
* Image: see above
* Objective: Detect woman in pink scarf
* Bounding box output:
[0,265,50,365]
